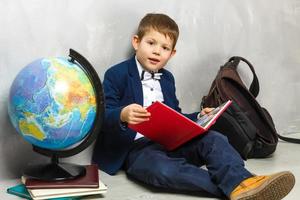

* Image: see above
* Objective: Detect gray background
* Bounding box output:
[0,0,300,183]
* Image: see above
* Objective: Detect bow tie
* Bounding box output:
[141,70,162,81]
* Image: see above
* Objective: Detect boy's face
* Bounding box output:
[132,29,176,72]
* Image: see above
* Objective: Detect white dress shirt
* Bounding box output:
[134,57,164,140]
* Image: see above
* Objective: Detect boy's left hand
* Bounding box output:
[200,107,214,116]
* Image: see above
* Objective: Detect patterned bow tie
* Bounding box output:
[141,70,162,81]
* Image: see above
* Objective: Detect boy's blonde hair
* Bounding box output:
[137,13,179,49]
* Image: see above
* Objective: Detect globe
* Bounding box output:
[7,49,104,180]
[8,57,96,150]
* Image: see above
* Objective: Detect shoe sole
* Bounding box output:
[233,171,295,200]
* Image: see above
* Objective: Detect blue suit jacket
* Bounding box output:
[92,56,198,175]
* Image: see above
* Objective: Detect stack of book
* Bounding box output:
[7,164,107,200]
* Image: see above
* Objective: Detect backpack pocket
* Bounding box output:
[210,101,257,159]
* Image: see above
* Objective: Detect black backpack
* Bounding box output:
[201,56,279,159]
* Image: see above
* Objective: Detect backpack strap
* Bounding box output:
[229,57,300,144]
[277,133,300,144]
[228,56,260,98]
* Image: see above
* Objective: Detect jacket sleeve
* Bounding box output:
[101,69,126,132]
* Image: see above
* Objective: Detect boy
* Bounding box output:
[92,13,295,199]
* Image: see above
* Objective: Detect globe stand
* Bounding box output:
[23,154,86,181]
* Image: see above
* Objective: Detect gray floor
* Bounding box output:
[1,139,300,200]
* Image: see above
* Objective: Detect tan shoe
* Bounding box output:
[230,171,295,200]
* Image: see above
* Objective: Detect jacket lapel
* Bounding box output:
[159,72,170,106]
[128,57,143,105]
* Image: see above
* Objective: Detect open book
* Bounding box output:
[129,100,232,150]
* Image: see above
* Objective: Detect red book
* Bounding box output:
[24,164,99,189]
[129,100,232,151]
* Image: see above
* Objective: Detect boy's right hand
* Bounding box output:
[120,104,151,125]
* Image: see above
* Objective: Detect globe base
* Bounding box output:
[23,162,86,181]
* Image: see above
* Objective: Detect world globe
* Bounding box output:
[8,49,104,180]
[8,57,96,150]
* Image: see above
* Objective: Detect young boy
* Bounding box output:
[92,13,295,199]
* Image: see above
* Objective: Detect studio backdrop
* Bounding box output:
[0,0,300,179]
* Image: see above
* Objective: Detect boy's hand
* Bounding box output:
[120,104,151,125]
[200,107,214,116]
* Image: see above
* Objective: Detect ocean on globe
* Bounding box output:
[8,57,97,150]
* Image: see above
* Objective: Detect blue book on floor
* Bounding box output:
[7,184,31,199]
[7,184,80,200]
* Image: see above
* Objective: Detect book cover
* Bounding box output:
[28,179,107,200]
[129,100,232,150]
[7,184,81,200]
[7,184,31,199]
[24,164,99,189]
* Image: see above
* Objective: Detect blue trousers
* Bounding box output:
[124,131,253,198]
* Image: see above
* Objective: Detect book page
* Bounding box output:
[196,101,230,128]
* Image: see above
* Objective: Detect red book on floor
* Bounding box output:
[128,100,232,151]
[24,164,99,189]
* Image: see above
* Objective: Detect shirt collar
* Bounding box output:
[135,56,144,80]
